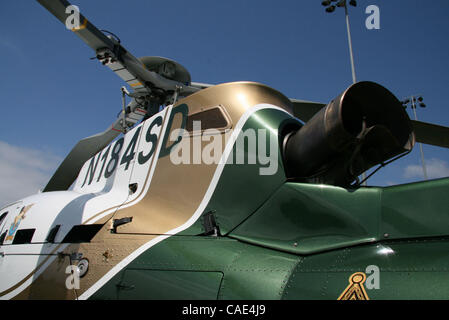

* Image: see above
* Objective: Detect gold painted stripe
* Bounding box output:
[130,82,143,87]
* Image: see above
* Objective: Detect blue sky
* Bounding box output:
[1,0,448,206]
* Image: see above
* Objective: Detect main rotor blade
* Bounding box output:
[37,0,113,50]
[37,0,198,95]
[411,120,449,149]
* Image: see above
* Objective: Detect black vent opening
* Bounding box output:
[0,212,8,225]
[61,224,103,243]
[12,229,35,245]
[46,225,61,243]
[0,231,7,245]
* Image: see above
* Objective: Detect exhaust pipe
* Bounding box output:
[283,81,415,186]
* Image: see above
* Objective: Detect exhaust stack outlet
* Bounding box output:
[283,81,415,186]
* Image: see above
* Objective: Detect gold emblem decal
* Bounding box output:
[337,272,370,300]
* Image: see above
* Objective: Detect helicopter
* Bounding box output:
[0,0,449,300]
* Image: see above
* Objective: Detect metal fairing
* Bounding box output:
[89,105,449,300]
[3,0,448,301]
[230,177,449,254]
[0,82,295,299]
[2,81,448,299]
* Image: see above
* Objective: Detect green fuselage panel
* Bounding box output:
[90,235,449,300]
[87,105,449,300]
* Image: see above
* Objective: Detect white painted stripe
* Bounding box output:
[78,104,289,300]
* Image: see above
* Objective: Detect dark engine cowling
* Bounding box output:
[283,81,415,187]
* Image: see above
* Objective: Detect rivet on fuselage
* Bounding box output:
[103,249,113,262]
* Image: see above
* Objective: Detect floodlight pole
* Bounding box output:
[343,1,364,185]
[344,4,357,84]
[323,0,358,83]
[343,2,365,185]
[323,0,365,185]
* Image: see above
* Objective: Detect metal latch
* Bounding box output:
[111,217,133,233]
[202,211,220,237]
[116,283,135,291]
